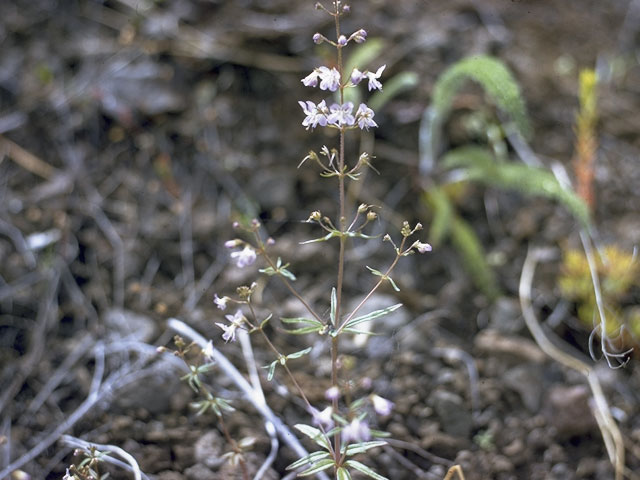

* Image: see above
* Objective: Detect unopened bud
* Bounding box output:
[338,35,347,46]
[343,4,350,12]
[225,239,241,248]
[353,29,367,43]
[401,221,412,237]
[308,211,322,222]
[367,211,377,221]
[267,237,275,245]
[313,33,322,44]
[383,234,391,242]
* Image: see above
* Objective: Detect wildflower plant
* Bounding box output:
[205,2,432,479]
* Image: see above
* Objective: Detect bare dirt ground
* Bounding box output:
[1,1,640,479]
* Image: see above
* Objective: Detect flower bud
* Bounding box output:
[353,29,367,43]
[225,239,241,248]
[367,211,377,221]
[338,35,347,46]
[313,32,322,44]
[401,221,412,237]
[343,4,350,12]
[308,211,322,222]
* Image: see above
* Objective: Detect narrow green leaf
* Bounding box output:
[286,347,312,359]
[336,466,352,480]
[342,327,377,336]
[280,268,297,281]
[286,451,331,470]
[281,317,324,327]
[298,459,335,476]
[285,326,325,335]
[366,266,384,277]
[342,304,402,330]
[387,276,400,292]
[344,440,387,456]
[432,55,531,139]
[265,361,277,381]
[344,460,389,480]
[442,145,590,227]
[294,424,331,451]
[300,231,339,244]
[259,314,272,329]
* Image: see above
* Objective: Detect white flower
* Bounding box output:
[325,385,340,401]
[202,340,215,360]
[299,99,329,130]
[351,68,365,85]
[365,65,385,91]
[311,406,334,429]
[301,70,320,87]
[341,418,371,444]
[214,294,228,310]
[318,66,341,91]
[216,310,245,343]
[355,103,377,130]
[413,240,432,253]
[230,245,257,268]
[327,102,355,127]
[371,394,394,416]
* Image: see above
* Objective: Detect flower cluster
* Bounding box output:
[299,34,385,131]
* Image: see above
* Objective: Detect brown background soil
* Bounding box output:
[1,1,639,479]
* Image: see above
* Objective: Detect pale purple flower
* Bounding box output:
[225,239,241,248]
[413,240,432,253]
[214,294,228,310]
[299,99,329,130]
[365,65,386,91]
[216,310,245,343]
[230,245,257,268]
[318,66,341,92]
[342,4,350,12]
[371,394,394,416]
[351,68,365,85]
[325,385,340,401]
[327,102,355,127]
[311,406,334,429]
[313,32,322,44]
[341,418,371,444]
[355,103,377,130]
[338,35,347,46]
[301,70,320,87]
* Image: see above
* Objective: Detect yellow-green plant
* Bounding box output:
[419,55,590,299]
[559,245,640,342]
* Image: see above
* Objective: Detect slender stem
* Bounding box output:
[245,301,336,457]
[332,1,345,464]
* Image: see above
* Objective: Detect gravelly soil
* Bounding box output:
[1,1,639,479]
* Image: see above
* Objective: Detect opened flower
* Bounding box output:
[230,245,257,268]
[327,102,355,127]
[341,417,371,444]
[365,65,385,91]
[299,100,329,130]
[216,310,245,343]
[355,103,377,130]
